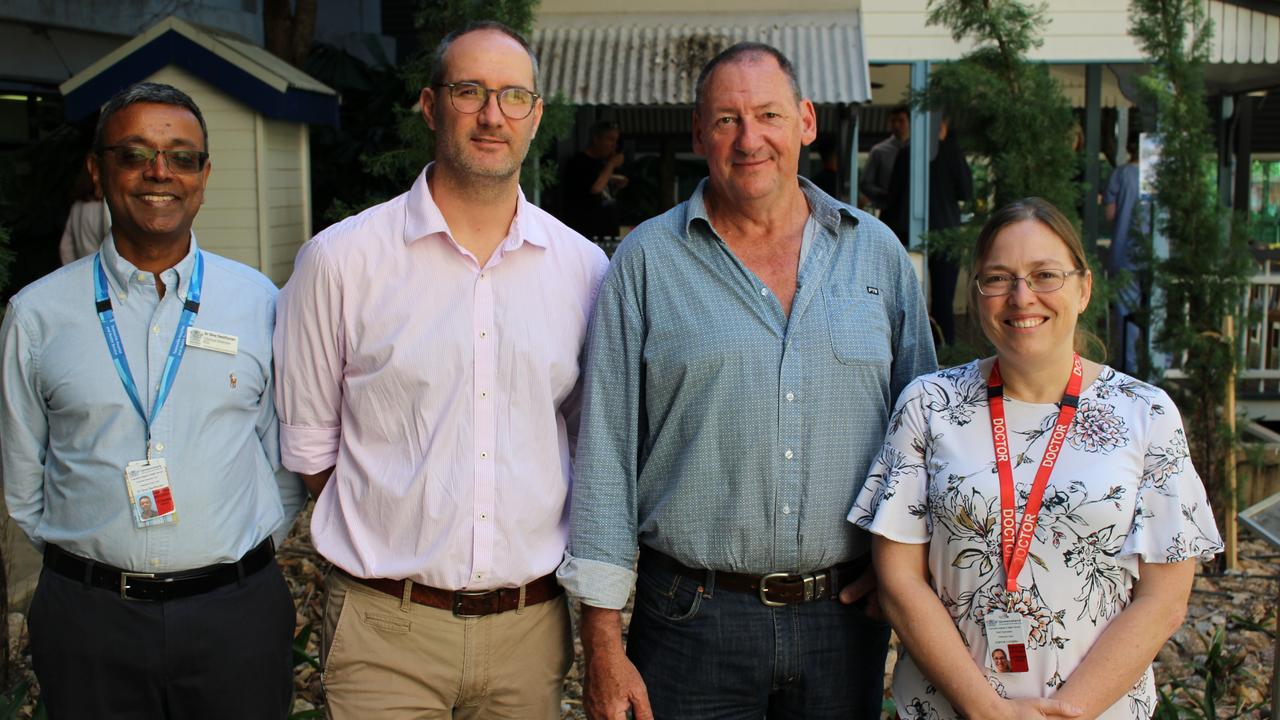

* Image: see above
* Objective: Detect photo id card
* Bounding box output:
[124,459,178,528]
[186,327,238,356]
[984,610,1030,673]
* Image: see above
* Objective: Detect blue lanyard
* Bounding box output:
[93,251,204,451]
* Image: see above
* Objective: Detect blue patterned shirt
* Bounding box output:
[558,178,938,609]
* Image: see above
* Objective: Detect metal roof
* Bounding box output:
[531,12,870,106]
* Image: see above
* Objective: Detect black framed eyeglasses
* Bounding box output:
[974,268,1087,297]
[436,82,541,120]
[98,145,209,174]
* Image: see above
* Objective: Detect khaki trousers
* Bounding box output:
[321,570,572,720]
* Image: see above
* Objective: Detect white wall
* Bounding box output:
[857,0,1142,62]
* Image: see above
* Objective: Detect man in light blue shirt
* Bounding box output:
[0,82,304,719]
[560,44,936,719]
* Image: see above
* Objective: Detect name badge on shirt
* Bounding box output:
[125,459,178,528]
[186,327,238,356]
[984,610,1030,673]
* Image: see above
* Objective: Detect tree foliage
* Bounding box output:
[335,0,571,218]
[1127,0,1251,523]
[917,0,1078,214]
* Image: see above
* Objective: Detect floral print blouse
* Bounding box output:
[848,361,1221,719]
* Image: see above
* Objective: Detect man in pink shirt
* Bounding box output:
[273,21,608,719]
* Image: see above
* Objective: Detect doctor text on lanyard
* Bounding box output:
[93,251,204,457]
[987,354,1082,593]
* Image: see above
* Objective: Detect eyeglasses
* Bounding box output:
[436,82,540,120]
[98,145,209,174]
[974,268,1087,296]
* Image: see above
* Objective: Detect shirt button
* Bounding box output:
[150,558,161,567]
[480,390,488,398]
[479,513,488,520]
[784,449,794,460]
[137,272,147,282]
[480,273,487,280]
[782,505,791,515]
[480,331,488,338]
[480,451,488,459]
[155,443,165,452]
[786,392,795,402]
[760,287,769,296]
[151,325,160,335]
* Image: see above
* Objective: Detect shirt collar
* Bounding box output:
[100,232,200,300]
[682,175,856,239]
[403,163,549,252]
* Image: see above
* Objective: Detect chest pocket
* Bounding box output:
[823,290,893,366]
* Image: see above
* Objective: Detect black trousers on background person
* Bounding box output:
[928,254,960,347]
[28,558,295,719]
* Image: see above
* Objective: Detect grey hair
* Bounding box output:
[93,82,208,152]
[428,21,540,90]
[694,42,802,111]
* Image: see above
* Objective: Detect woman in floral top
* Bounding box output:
[848,198,1220,720]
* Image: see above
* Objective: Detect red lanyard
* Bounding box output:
[987,354,1083,592]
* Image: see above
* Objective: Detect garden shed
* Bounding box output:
[58,15,338,285]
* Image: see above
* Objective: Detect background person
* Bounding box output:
[850,197,1221,720]
[1104,136,1142,374]
[560,120,627,239]
[860,104,910,212]
[58,163,110,265]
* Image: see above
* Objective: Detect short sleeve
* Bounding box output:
[847,377,933,544]
[1120,396,1223,563]
[1103,167,1121,205]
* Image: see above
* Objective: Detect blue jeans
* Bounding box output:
[626,553,891,719]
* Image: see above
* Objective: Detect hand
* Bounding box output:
[838,563,883,620]
[1001,697,1084,720]
[607,152,625,171]
[584,643,653,720]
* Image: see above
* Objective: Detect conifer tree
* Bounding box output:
[919,0,1078,215]
[1127,0,1251,521]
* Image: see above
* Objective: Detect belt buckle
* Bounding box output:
[120,571,158,601]
[452,589,497,618]
[758,572,792,607]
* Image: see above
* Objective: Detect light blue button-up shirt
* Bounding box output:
[558,178,938,609]
[0,235,304,572]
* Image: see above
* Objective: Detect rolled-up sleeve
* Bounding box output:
[0,302,48,546]
[557,257,645,609]
[274,240,344,475]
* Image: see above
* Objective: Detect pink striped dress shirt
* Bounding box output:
[274,167,608,590]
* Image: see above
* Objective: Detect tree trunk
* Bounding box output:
[263,0,317,67]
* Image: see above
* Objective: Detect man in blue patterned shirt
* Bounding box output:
[558,43,937,719]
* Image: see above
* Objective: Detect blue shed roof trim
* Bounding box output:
[64,29,338,126]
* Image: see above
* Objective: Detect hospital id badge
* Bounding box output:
[984,610,1030,673]
[124,459,178,528]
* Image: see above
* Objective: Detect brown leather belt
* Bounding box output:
[343,570,563,617]
[640,548,863,606]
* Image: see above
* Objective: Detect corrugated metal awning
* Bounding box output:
[531,12,870,106]
[1209,0,1280,64]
